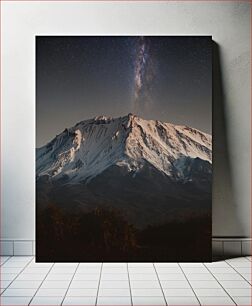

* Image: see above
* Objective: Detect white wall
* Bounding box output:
[1,1,250,240]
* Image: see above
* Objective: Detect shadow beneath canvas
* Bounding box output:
[212,42,243,251]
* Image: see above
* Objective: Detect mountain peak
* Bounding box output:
[93,115,112,123]
[93,113,138,124]
[127,112,137,119]
[36,114,212,183]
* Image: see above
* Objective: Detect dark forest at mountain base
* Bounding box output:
[36,205,211,262]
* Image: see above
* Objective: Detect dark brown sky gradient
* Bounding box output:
[36,36,212,147]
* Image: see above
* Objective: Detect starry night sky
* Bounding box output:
[36,36,212,147]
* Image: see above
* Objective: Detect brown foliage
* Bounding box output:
[36,204,211,262]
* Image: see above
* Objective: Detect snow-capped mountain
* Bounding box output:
[36,113,212,183]
[36,114,212,227]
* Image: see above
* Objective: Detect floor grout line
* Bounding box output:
[244,256,252,262]
[0,257,251,306]
[0,256,34,297]
[0,255,12,266]
[28,259,55,306]
[126,263,133,306]
[61,263,80,306]
[178,263,202,306]
[153,263,168,306]
[203,263,238,305]
[225,260,252,286]
[95,262,103,306]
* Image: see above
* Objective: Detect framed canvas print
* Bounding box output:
[36,36,212,262]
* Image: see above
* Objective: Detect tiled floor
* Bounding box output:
[0,256,251,305]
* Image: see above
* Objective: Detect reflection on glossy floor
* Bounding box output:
[0,256,251,305]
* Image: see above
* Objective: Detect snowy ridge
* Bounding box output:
[36,114,212,182]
